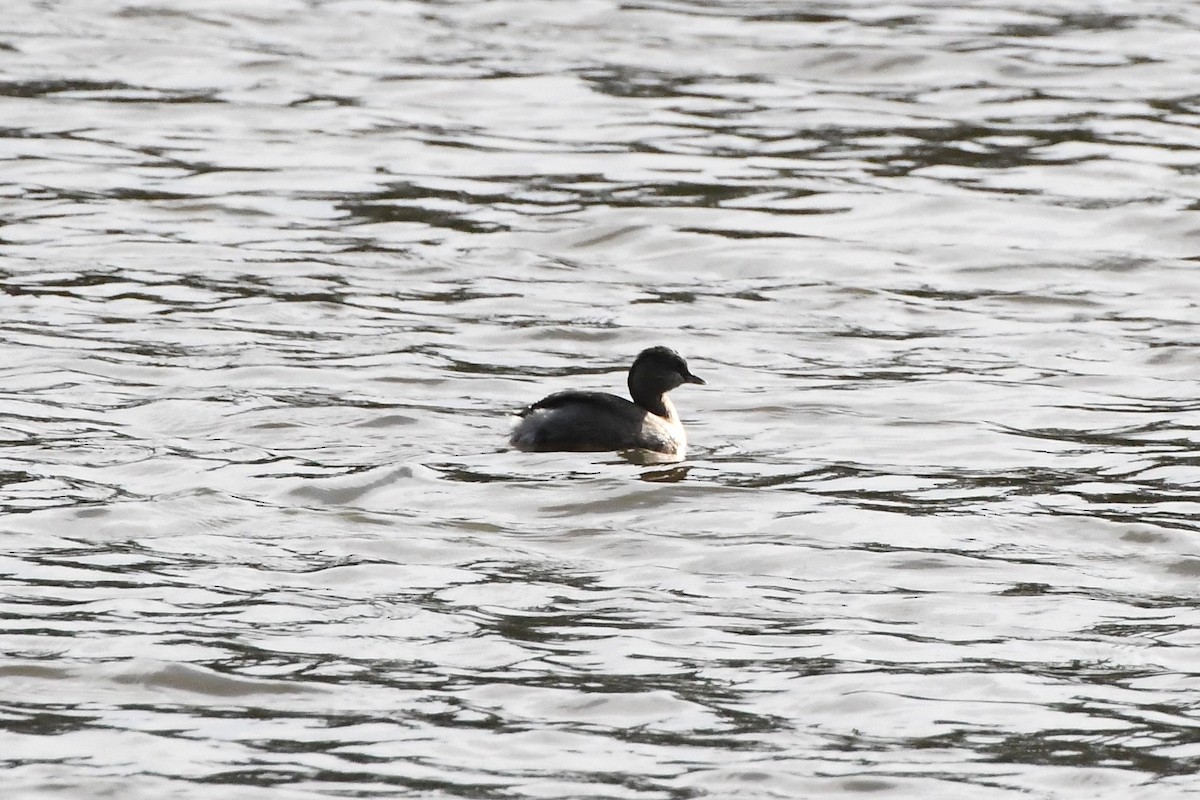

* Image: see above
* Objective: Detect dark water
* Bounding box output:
[2,1,1200,798]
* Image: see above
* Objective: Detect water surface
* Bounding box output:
[2,1,1200,798]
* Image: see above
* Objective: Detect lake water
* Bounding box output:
[2,1,1200,798]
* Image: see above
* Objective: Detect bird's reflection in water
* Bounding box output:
[639,465,691,483]
[618,447,693,481]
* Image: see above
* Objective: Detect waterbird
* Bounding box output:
[510,346,705,459]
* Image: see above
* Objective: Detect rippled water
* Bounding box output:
[3,1,1200,798]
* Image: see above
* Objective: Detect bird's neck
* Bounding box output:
[637,393,674,420]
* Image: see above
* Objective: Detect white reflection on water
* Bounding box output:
[2,0,1200,798]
